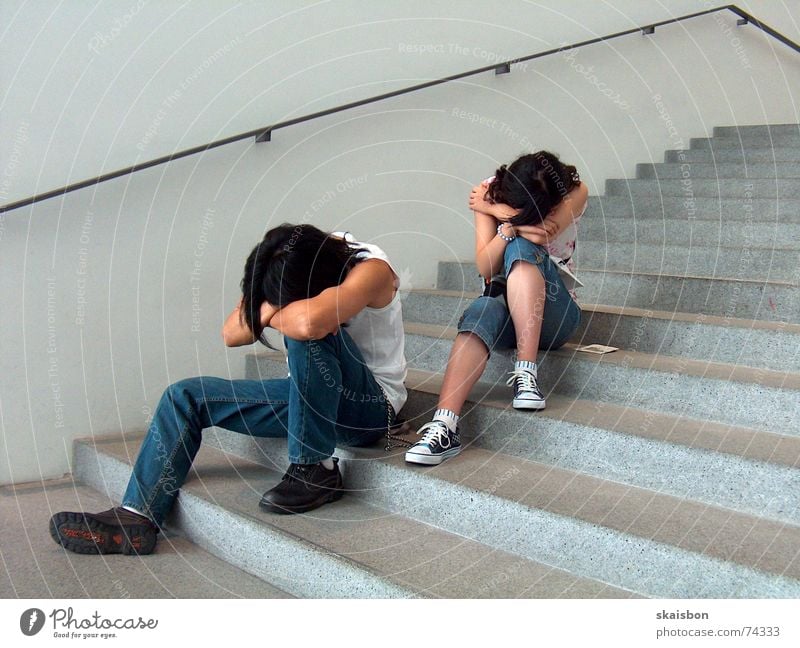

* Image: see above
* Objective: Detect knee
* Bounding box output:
[504,237,548,276]
[163,377,205,408]
[284,334,338,359]
[283,335,311,352]
[458,296,507,337]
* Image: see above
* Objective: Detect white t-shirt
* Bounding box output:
[333,232,408,415]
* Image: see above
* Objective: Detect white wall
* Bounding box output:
[2,0,799,484]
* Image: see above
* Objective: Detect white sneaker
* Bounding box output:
[506,368,546,410]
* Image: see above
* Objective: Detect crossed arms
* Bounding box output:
[469,179,588,280]
[221,258,395,347]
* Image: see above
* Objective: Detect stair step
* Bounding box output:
[578,269,797,322]
[429,267,800,371]
[584,194,800,222]
[396,319,800,436]
[573,241,799,283]
[605,178,800,198]
[666,148,800,164]
[637,162,800,179]
[713,124,800,138]
[0,478,292,598]
[579,214,800,248]
[574,304,800,373]
[693,134,800,149]
[206,370,800,598]
[74,435,630,598]
[439,243,800,286]
[417,265,797,326]
[248,350,800,525]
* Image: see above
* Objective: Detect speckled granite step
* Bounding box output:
[637,162,800,179]
[207,361,800,598]
[605,178,800,199]
[0,477,293,599]
[73,435,631,598]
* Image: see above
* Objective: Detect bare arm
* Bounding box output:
[468,182,519,280]
[269,258,395,340]
[516,182,589,246]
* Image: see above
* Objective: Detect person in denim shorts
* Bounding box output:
[406,151,589,465]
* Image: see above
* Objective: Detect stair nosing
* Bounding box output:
[193,425,800,591]
[401,320,800,390]
[430,268,799,288]
[401,366,800,470]
[410,288,800,334]
[79,437,634,599]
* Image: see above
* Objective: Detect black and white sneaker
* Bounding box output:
[507,368,546,410]
[404,420,461,465]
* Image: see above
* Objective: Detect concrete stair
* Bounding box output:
[0,477,293,598]
[636,162,800,179]
[606,178,800,198]
[63,122,800,598]
[73,433,631,598]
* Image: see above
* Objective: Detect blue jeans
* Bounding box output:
[457,238,581,354]
[122,329,391,526]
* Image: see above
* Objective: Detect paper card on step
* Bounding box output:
[575,344,619,355]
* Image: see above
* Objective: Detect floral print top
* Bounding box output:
[484,176,586,302]
[545,200,587,302]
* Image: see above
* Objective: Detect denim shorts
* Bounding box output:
[457,237,581,354]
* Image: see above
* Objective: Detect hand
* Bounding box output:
[515,219,559,245]
[468,183,493,213]
[259,300,279,328]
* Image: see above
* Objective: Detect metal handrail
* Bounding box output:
[1,4,797,215]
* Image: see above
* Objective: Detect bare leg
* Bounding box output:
[436,332,490,415]
[506,261,546,362]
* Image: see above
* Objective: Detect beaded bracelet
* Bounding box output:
[496,222,516,242]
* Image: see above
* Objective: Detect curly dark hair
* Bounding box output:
[484,150,581,226]
[240,223,367,345]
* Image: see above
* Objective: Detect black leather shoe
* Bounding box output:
[259,459,343,514]
[49,507,158,555]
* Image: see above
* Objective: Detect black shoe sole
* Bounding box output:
[258,489,344,515]
[49,512,157,555]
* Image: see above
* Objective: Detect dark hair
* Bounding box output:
[240,223,367,345]
[484,151,581,226]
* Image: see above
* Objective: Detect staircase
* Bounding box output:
[69,123,800,598]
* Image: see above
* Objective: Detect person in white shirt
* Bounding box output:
[49,224,407,555]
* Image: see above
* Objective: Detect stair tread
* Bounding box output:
[0,478,293,599]
[83,435,633,598]
[181,391,800,585]
[421,260,800,289]
[400,365,800,470]
[243,352,800,581]
[371,444,800,581]
[400,319,800,391]
[576,239,800,253]
[578,267,798,287]
[403,296,800,335]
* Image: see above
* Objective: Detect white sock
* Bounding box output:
[432,408,459,433]
[515,359,538,377]
[320,457,335,470]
